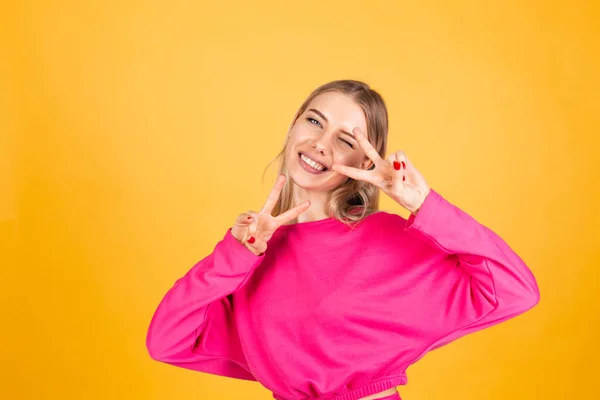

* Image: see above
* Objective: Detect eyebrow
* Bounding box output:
[307,108,356,139]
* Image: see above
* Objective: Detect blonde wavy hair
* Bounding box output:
[263,80,389,227]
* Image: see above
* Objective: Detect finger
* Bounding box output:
[274,200,311,225]
[232,211,257,243]
[234,212,255,227]
[261,174,286,215]
[330,164,377,184]
[244,237,267,255]
[401,153,415,171]
[395,150,407,170]
[353,127,383,167]
[387,153,400,171]
[387,151,408,179]
[394,151,408,181]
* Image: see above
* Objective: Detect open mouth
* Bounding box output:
[298,152,328,173]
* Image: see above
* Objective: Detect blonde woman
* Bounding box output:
[146,80,540,400]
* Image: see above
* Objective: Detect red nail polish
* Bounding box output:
[248,236,256,244]
[403,175,406,181]
[401,161,406,169]
[247,216,252,220]
[393,161,401,170]
[258,252,264,257]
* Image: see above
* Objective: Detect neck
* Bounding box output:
[290,183,331,223]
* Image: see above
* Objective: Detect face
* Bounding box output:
[284,91,372,193]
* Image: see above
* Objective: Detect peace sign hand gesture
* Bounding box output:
[331,128,431,214]
[231,175,311,255]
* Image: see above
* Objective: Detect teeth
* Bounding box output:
[300,154,326,171]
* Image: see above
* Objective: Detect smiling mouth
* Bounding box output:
[298,152,328,172]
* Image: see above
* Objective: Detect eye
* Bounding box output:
[306,117,322,128]
[340,138,355,149]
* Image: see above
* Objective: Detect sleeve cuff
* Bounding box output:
[223,228,265,262]
[405,189,441,232]
[404,189,455,254]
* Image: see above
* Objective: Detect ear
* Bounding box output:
[360,158,374,170]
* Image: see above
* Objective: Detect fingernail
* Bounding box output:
[393,161,401,170]
[248,236,256,244]
[403,175,406,181]
[401,161,406,169]
[258,252,264,257]
[247,216,252,220]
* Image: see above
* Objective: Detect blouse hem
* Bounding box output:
[272,374,407,400]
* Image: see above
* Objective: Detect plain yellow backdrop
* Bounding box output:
[2,0,599,399]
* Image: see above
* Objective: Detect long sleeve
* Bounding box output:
[404,189,540,359]
[146,228,264,381]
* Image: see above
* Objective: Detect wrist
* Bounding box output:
[244,243,264,256]
[411,187,431,215]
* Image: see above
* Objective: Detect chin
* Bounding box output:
[289,172,322,191]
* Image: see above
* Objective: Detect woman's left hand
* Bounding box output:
[331,127,431,214]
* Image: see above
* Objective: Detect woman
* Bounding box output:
[146,80,540,400]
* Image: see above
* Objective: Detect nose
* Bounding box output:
[311,137,329,156]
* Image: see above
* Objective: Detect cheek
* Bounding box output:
[290,125,313,140]
[285,129,301,149]
[332,152,362,167]
[285,129,301,148]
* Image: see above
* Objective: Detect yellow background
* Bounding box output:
[2,1,598,399]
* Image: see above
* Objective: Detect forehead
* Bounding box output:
[305,91,367,130]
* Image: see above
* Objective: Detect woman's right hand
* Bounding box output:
[231,175,311,255]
